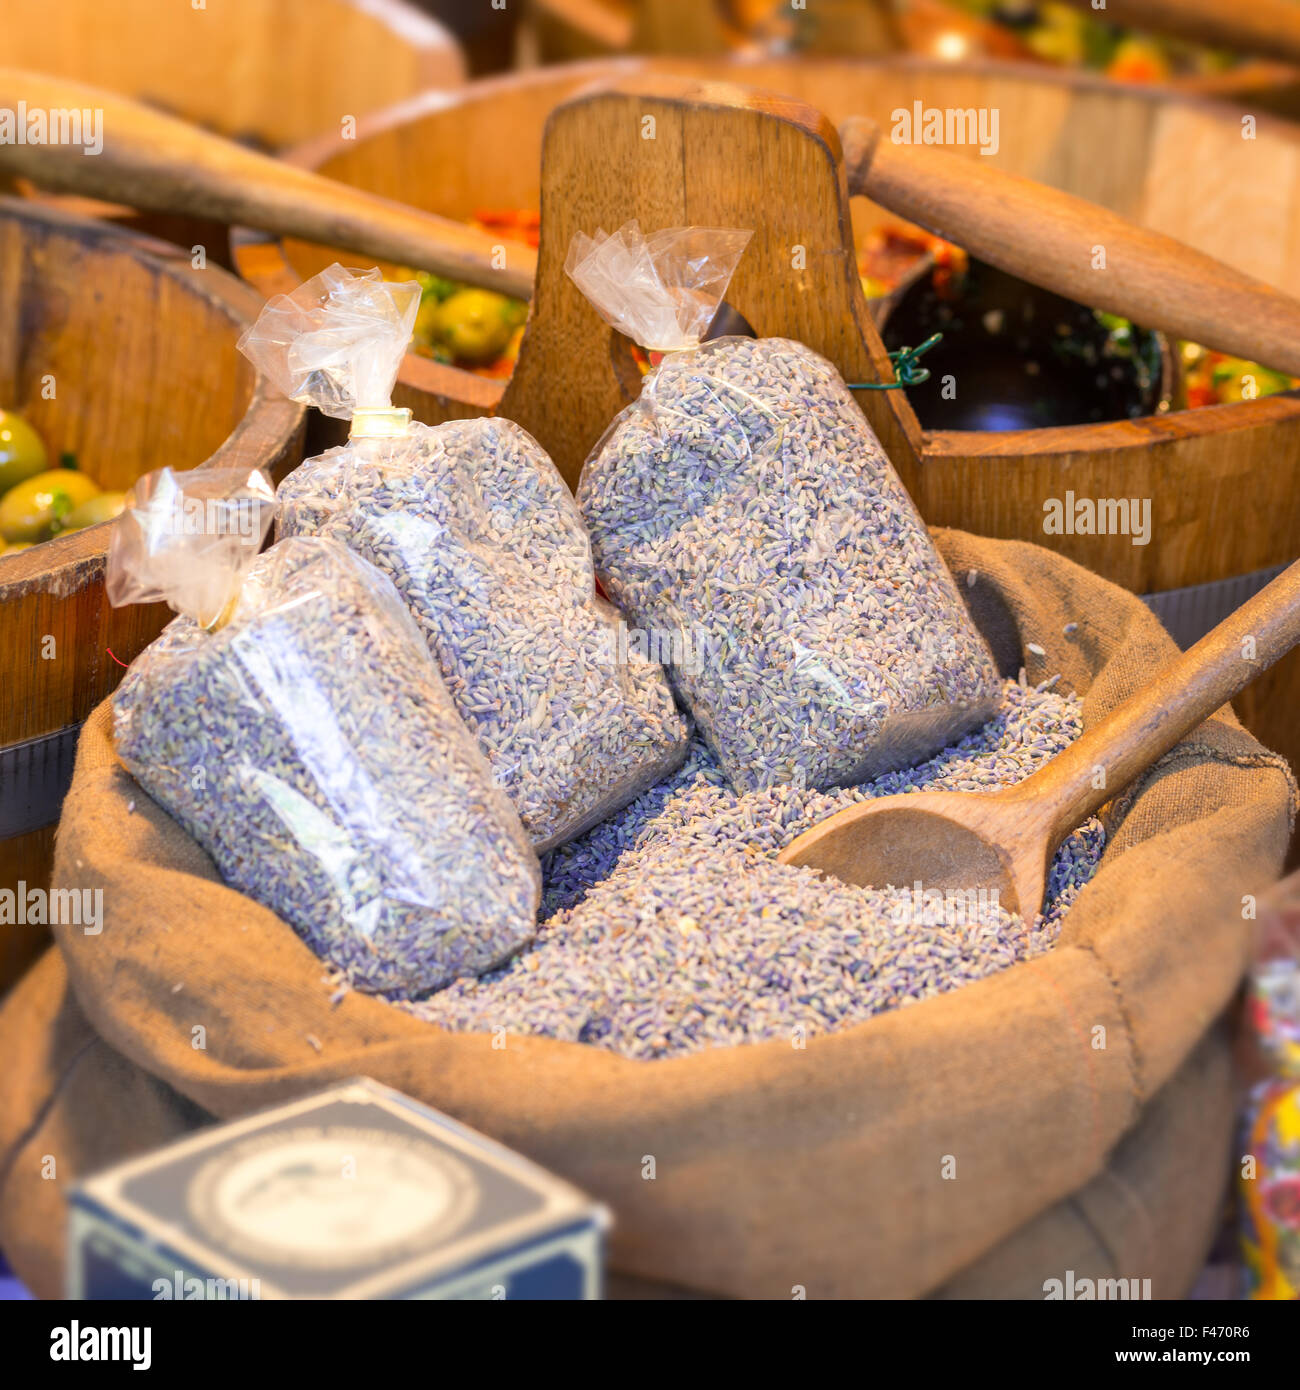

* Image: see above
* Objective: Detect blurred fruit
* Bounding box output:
[1211,357,1293,403]
[1107,37,1171,83]
[0,540,32,556]
[858,224,967,300]
[952,0,1235,76]
[0,468,99,543]
[414,292,442,348]
[476,324,527,380]
[1181,345,1297,408]
[0,408,49,494]
[472,208,540,250]
[1024,4,1086,66]
[416,271,459,303]
[403,213,536,377]
[431,289,525,365]
[59,490,127,533]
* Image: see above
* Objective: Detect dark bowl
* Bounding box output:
[878,258,1175,432]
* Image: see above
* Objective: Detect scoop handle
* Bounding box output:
[839,114,1300,378]
[0,67,536,299]
[1053,0,1300,69]
[1010,560,1300,841]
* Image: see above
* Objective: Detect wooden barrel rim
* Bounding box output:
[1176,58,1300,97]
[0,195,304,595]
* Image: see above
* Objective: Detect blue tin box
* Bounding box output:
[67,1078,608,1299]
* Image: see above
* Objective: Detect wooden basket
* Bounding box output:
[234,56,1300,789]
[0,198,305,989]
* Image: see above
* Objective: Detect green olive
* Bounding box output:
[432,289,524,365]
[0,409,49,494]
[58,490,127,533]
[0,469,100,543]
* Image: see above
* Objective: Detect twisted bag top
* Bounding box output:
[569,222,1002,792]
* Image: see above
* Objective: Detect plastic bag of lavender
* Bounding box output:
[112,529,540,998]
[243,264,690,852]
[276,418,690,850]
[569,222,1002,793]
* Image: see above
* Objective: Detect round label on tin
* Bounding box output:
[186,1125,479,1270]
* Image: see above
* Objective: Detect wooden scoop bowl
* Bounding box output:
[779,559,1300,917]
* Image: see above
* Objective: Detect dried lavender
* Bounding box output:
[113,535,540,998]
[407,679,1104,1058]
[278,417,690,851]
[578,336,1003,793]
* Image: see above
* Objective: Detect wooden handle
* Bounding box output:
[841,114,1300,377]
[0,68,536,299]
[1013,559,1300,840]
[1054,0,1300,70]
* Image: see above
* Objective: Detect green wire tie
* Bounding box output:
[846,332,943,390]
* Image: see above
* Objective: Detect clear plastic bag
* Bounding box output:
[108,467,540,999]
[234,262,421,419]
[571,222,1002,793]
[565,221,752,353]
[106,465,276,629]
[242,264,690,852]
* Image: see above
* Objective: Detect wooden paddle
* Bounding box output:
[0,68,536,298]
[840,115,1300,377]
[1053,0,1300,71]
[779,559,1300,918]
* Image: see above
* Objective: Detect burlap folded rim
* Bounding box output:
[0,530,1294,1299]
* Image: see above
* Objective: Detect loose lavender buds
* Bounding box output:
[408,679,1105,1057]
[113,535,540,997]
[578,336,1003,792]
[278,417,689,851]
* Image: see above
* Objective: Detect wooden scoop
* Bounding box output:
[779,560,1300,918]
[839,115,1300,377]
[0,68,536,298]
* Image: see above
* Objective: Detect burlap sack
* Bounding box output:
[1,531,1294,1300]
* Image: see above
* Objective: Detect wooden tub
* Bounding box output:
[234,55,1300,790]
[0,0,464,149]
[0,198,305,990]
[0,0,465,263]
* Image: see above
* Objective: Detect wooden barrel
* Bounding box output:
[234,55,1300,804]
[0,198,305,990]
[0,0,464,150]
[0,0,465,264]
